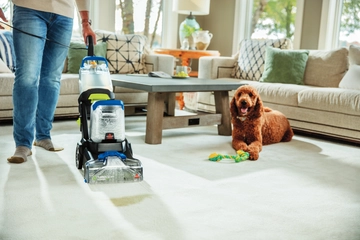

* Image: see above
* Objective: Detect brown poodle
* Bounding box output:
[230,85,294,160]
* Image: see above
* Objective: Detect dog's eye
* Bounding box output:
[249,92,253,97]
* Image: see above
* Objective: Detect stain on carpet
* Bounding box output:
[111,194,152,207]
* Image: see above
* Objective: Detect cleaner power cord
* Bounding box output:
[1,20,77,49]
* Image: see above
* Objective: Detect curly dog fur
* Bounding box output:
[230,85,294,160]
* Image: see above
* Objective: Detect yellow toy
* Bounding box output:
[208,150,249,163]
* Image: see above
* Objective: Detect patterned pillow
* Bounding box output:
[0,30,15,72]
[232,38,292,81]
[95,30,148,74]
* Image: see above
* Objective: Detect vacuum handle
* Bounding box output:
[87,36,94,56]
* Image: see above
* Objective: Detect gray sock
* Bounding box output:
[34,139,64,152]
[7,146,32,164]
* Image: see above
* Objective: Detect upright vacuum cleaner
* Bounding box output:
[75,36,143,184]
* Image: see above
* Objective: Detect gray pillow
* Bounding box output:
[303,48,348,87]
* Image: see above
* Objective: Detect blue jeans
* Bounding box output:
[12,5,73,149]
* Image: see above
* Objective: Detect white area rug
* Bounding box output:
[1,115,360,240]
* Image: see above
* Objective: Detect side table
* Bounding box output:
[153,48,220,77]
[153,48,221,109]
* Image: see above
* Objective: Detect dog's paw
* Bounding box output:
[232,142,248,152]
[247,150,260,161]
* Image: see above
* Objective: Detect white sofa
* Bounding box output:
[0,30,174,121]
[189,39,360,144]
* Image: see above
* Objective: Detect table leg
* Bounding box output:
[166,92,176,116]
[214,91,232,135]
[145,92,166,144]
[181,57,190,66]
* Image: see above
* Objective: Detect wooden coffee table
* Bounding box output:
[111,75,242,144]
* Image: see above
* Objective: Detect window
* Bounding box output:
[319,0,360,49]
[115,0,163,48]
[338,0,360,47]
[232,0,298,52]
[235,0,359,51]
[250,0,297,40]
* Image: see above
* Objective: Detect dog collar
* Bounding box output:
[236,116,247,121]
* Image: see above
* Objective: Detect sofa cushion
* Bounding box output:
[339,64,360,90]
[56,94,79,108]
[246,81,311,107]
[197,79,310,108]
[95,30,149,74]
[0,30,15,72]
[67,41,108,73]
[232,38,292,81]
[0,73,15,96]
[303,48,348,87]
[60,74,80,94]
[349,44,360,65]
[298,88,360,116]
[260,47,309,85]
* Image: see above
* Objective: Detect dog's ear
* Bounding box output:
[252,95,264,118]
[230,97,238,117]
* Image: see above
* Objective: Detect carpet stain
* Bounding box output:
[111,194,152,207]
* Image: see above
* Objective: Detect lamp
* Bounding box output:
[173,0,210,49]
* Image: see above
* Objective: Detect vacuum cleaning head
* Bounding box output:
[84,151,143,184]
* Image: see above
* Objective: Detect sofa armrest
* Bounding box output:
[198,56,236,79]
[145,54,175,75]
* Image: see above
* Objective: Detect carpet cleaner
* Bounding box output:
[75,36,143,184]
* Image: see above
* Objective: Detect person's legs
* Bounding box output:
[8,6,72,162]
[34,13,73,151]
[9,6,48,163]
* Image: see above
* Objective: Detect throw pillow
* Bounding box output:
[95,30,149,74]
[0,58,11,73]
[339,64,360,90]
[67,41,107,73]
[260,47,309,85]
[232,38,292,81]
[0,30,15,72]
[349,44,360,65]
[303,48,348,87]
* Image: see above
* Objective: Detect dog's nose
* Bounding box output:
[241,100,247,106]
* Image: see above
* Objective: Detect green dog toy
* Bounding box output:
[208,150,250,163]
